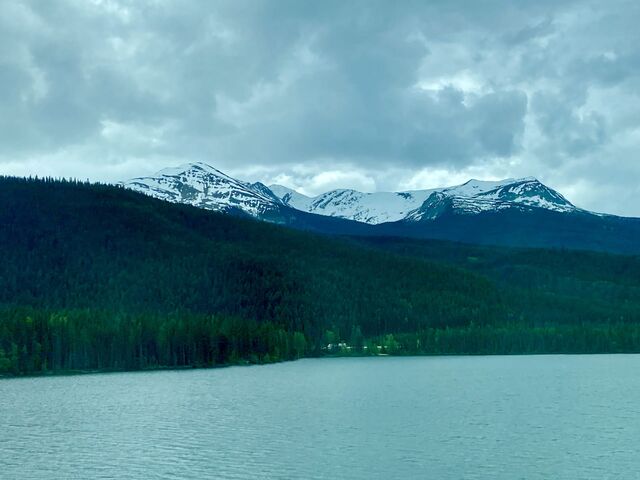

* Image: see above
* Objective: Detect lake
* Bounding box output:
[1,355,639,479]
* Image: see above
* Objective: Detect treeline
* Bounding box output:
[2,177,640,376]
[0,307,307,375]
[336,323,640,356]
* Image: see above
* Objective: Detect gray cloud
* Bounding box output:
[1,0,640,215]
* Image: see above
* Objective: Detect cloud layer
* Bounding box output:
[1,0,640,215]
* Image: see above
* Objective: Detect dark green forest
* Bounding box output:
[1,177,640,375]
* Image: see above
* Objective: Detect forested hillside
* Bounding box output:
[0,177,500,374]
[2,177,640,376]
[355,236,640,325]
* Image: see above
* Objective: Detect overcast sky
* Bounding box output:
[1,1,639,215]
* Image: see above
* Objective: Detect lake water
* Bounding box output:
[1,355,639,479]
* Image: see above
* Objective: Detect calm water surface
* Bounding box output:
[1,355,639,479]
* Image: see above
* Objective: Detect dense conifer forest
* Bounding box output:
[1,177,640,375]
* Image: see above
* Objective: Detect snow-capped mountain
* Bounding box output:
[271,177,579,224]
[120,163,640,254]
[121,162,284,217]
[405,177,577,221]
[122,162,582,226]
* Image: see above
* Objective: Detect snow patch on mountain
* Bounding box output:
[270,185,436,224]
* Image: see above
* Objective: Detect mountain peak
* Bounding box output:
[155,162,234,180]
[407,176,576,221]
[448,177,540,195]
[122,162,284,217]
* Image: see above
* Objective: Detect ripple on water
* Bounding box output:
[2,356,640,479]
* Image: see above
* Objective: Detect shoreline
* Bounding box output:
[4,351,640,380]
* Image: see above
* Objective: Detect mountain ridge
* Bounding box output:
[270,176,583,224]
[123,163,590,224]
[120,162,640,254]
